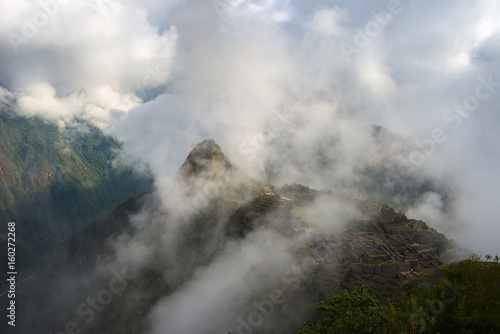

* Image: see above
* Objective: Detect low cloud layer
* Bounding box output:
[3,1,500,333]
[2,0,500,314]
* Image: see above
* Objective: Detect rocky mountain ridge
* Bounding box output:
[56,139,462,334]
[0,138,466,334]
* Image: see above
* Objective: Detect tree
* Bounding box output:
[299,255,500,334]
[299,286,387,334]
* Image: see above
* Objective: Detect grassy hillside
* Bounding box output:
[299,256,500,333]
[0,114,152,274]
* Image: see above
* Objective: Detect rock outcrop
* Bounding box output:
[177,138,233,179]
[61,139,464,334]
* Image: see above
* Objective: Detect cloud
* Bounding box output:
[0,0,178,128]
[147,229,297,334]
[3,0,500,330]
[1,0,493,254]
[406,192,448,231]
[305,6,350,36]
[0,86,15,113]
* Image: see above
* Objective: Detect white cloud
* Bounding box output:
[306,6,350,36]
[3,2,500,332]
[101,1,500,258]
[0,0,178,128]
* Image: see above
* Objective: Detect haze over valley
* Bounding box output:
[1,0,500,333]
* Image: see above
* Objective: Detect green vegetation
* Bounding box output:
[282,183,312,194]
[294,206,328,226]
[299,286,391,334]
[360,221,378,233]
[432,255,500,333]
[0,115,152,274]
[299,255,500,333]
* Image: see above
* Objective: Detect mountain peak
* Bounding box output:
[178,138,233,178]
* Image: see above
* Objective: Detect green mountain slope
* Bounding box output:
[2,138,469,334]
[54,140,461,334]
[0,114,152,274]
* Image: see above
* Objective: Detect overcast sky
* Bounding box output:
[1,0,500,254]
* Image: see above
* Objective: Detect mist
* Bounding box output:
[2,0,500,333]
[106,164,364,333]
